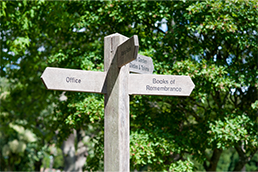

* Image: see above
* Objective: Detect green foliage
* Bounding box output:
[169,158,194,172]
[66,94,104,125]
[208,114,258,149]
[130,130,174,170]
[42,147,64,170]
[1,0,257,171]
[85,129,104,171]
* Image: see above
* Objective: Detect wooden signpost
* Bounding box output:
[41,33,195,172]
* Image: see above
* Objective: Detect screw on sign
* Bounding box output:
[41,33,195,172]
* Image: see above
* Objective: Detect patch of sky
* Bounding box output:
[241,86,249,93]
[132,22,135,28]
[5,63,20,71]
[2,48,26,71]
[194,31,200,38]
[242,58,247,64]
[72,27,86,33]
[226,54,234,65]
[191,54,201,62]
[16,57,22,64]
[154,18,168,33]
[201,34,204,41]
[230,88,236,95]
[37,46,45,52]
[1,30,11,42]
[8,51,15,56]
[213,54,217,62]
[230,86,249,95]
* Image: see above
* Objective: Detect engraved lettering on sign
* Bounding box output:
[140,65,149,71]
[66,77,81,83]
[146,85,182,92]
[130,63,138,69]
[138,57,147,64]
[170,80,175,84]
[129,54,154,74]
[153,78,169,84]
[146,78,181,92]
[130,62,151,72]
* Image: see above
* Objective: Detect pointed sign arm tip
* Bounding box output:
[40,67,49,89]
[40,67,106,93]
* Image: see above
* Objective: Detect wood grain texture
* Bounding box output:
[104,33,130,172]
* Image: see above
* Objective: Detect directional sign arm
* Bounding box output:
[129,54,154,74]
[128,74,195,96]
[41,67,107,94]
[117,35,139,68]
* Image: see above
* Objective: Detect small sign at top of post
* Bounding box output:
[117,35,139,68]
[129,54,154,74]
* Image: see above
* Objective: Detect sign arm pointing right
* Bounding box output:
[128,74,195,96]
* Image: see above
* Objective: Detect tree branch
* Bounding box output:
[211,89,221,110]
[222,92,229,107]
[177,101,201,122]
[206,148,223,171]
[233,144,258,171]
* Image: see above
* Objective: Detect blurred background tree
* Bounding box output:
[1,0,257,171]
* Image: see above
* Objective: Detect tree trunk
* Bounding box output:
[34,158,42,171]
[61,129,88,172]
[233,159,247,171]
[241,165,246,172]
[62,129,76,171]
[75,129,87,172]
[205,148,223,171]
[233,144,257,171]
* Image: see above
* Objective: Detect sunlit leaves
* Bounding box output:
[169,158,194,172]
[1,0,258,171]
[130,130,185,171]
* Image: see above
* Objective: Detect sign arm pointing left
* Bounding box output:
[41,67,107,94]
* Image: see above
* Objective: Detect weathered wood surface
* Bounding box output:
[104,33,130,172]
[41,67,106,93]
[128,74,195,96]
[41,32,195,172]
[129,54,154,74]
[116,35,139,68]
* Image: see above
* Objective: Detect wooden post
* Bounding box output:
[41,32,195,172]
[104,33,130,172]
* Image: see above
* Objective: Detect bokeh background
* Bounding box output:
[1,1,257,171]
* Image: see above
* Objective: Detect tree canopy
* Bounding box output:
[1,0,257,171]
